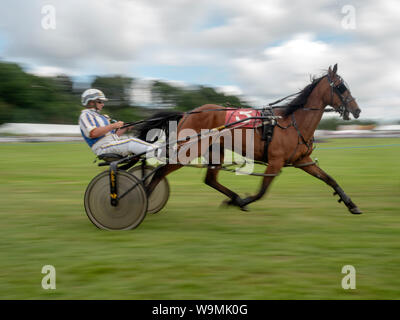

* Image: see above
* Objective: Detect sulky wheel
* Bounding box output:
[84,170,148,230]
[128,165,170,214]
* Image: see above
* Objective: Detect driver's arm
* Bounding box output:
[90,121,124,138]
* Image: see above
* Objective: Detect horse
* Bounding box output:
[135,64,362,214]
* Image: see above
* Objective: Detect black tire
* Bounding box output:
[84,170,148,230]
[128,165,170,214]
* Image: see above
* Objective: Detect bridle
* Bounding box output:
[326,73,355,120]
[283,72,356,165]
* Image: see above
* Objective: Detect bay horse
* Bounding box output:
[136,64,362,214]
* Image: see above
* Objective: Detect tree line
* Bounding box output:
[0,61,246,125]
[0,60,381,128]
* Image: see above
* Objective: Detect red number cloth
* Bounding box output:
[225,109,262,128]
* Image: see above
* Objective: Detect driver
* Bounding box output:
[79,88,161,158]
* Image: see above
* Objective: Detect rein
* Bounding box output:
[326,73,355,120]
[279,73,355,165]
[120,103,334,130]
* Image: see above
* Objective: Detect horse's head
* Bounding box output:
[325,64,361,120]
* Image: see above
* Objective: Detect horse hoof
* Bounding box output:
[221,199,233,207]
[221,198,248,211]
[349,207,362,215]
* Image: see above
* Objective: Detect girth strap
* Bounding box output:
[260,108,277,164]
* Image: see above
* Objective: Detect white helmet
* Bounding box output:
[81,88,108,106]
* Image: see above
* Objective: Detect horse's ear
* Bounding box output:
[333,63,338,75]
[328,65,332,75]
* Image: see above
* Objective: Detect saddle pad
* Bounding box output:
[225,109,262,128]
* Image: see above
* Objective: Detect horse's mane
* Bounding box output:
[282,74,326,117]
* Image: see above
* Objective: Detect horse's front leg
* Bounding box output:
[295,157,362,214]
[241,160,283,207]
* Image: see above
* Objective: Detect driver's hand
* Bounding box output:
[112,121,124,129]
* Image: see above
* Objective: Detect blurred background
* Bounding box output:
[0,0,399,140]
[0,0,399,300]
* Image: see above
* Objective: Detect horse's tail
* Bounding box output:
[135,111,184,142]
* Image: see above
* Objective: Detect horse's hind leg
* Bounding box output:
[205,166,247,210]
[296,157,362,214]
[241,159,283,207]
[204,145,246,210]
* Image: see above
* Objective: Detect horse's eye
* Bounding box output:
[336,83,347,94]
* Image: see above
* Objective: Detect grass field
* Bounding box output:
[0,138,399,299]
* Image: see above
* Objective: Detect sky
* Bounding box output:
[0,0,399,121]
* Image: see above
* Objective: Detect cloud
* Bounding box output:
[231,34,334,96]
[229,32,400,120]
[216,85,243,96]
[0,0,399,119]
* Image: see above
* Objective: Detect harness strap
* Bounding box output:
[281,112,315,166]
[292,113,309,147]
[292,161,317,168]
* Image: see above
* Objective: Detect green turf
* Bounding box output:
[0,138,399,299]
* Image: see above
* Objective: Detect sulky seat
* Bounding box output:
[97,153,125,162]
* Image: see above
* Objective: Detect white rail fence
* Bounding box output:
[0,123,400,142]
